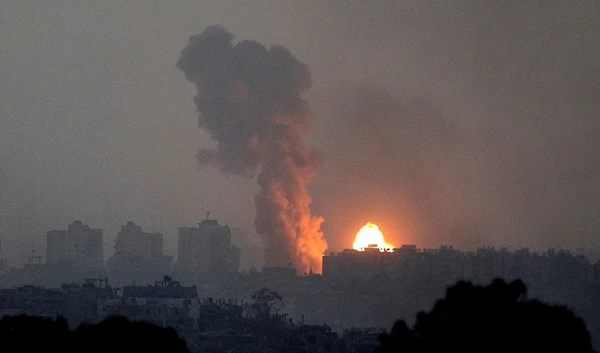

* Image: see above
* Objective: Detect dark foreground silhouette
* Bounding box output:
[0,315,190,353]
[377,279,595,353]
[0,279,596,353]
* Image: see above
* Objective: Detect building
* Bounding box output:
[107,221,172,285]
[0,285,64,318]
[60,278,116,326]
[343,327,386,353]
[177,217,240,281]
[322,244,593,289]
[322,247,404,280]
[114,221,163,265]
[46,221,103,268]
[0,278,116,326]
[122,276,197,299]
[97,276,199,340]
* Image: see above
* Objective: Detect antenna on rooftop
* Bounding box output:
[206,211,210,220]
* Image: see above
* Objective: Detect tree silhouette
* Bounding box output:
[250,288,284,321]
[73,315,190,353]
[377,279,595,353]
[0,315,69,352]
[0,315,190,353]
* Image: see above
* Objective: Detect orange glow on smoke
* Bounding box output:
[353,222,394,252]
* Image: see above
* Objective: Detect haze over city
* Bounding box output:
[1,1,599,269]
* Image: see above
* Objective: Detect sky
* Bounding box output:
[1,1,599,267]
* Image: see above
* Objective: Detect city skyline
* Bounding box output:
[1,235,599,348]
[2,218,600,271]
[2,2,599,268]
[1,2,599,352]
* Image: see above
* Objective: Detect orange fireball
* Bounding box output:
[353,222,394,252]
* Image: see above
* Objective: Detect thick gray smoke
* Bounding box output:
[177,25,327,273]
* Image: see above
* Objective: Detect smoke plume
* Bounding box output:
[176,25,327,273]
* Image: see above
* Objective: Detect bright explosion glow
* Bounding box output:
[352,222,394,252]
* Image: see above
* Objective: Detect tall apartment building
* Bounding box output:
[114,221,163,265]
[177,217,240,279]
[107,221,171,285]
[46,221,103,268]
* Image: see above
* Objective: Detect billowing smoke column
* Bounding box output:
[177,26,327,273]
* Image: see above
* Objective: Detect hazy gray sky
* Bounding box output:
[1,1,599,267]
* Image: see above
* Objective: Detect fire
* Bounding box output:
[353,222,394,252]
